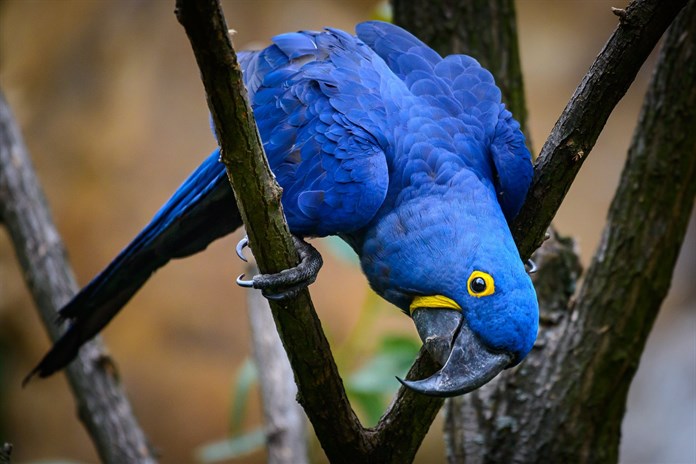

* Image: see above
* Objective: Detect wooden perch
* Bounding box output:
[511,0,688,259]
[174,1,441,462]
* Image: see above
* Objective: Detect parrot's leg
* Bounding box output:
[236,235,323,300]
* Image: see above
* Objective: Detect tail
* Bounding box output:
[25,149,242,383]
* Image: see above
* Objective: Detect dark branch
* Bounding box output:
[173,0,362,459]
[0,90,156,463]
[555,2,696,458]
[512,0,688,259]
[174,1,440,462]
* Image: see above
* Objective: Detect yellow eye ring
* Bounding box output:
[467,271,495,297]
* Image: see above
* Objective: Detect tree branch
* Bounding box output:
[445,2,696,462]
[512,0,688,259]
[174,1,440,462]
[552,2,696,458]
[0,90,156,463]
[173,0,362,458]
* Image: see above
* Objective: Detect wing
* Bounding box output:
[239,28,391,237]
[429,53,532,221]
[357,21,532,221]
[488,107,532,220]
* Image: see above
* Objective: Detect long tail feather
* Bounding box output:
[26,150,241,381]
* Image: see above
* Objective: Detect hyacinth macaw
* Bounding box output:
[27,21,538,397]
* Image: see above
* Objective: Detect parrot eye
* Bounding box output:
[467,271,495,297]
[471,277,486,292]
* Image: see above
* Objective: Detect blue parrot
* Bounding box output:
[27,21,538,397]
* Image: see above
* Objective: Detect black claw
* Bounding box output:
[236,273,254,287]
[236,236,249,262]
[396,375,408,388]
[235,235,323,301]
[525,258,538,274]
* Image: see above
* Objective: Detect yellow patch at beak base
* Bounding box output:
[409,295,462,315]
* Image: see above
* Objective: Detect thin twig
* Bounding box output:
[611,7,628,22]
[0,89,156,463]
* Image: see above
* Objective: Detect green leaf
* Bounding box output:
[196,428,266,463]
[321,236,360,265]
[349,334,420,392]
[371,0,392,22]
[229,358,258,434]
[346,333,420,425]
[350,391,387,426]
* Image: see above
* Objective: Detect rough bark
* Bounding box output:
[0,90,156,463]
[175,1,441,462]
[444,2,696,462]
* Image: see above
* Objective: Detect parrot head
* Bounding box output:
[360,179,538,397]
[402,249,538,397]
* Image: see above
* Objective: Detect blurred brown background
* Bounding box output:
[0,0,693,463]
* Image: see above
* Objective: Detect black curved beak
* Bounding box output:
[399,309,512,397]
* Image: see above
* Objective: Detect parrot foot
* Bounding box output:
[235,235,250,262]
[236,235,323,301]
[525,258,538,274]
[524,229,552,275]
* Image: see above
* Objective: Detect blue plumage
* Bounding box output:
[30,21,538,395]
